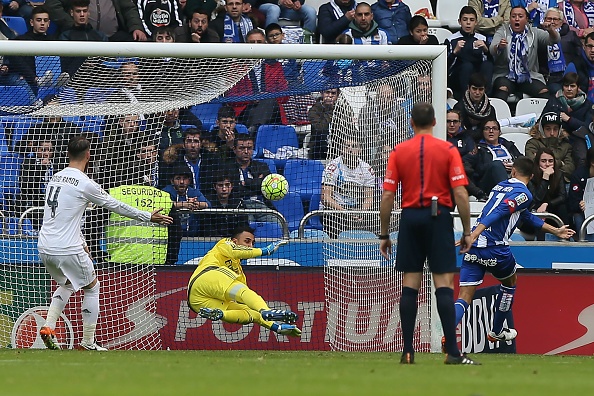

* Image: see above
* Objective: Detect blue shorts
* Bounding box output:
[459,245,517,286]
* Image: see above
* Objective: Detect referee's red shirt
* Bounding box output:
[383,134,468,209]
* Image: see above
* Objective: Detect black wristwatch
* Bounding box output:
[378,234,390,240]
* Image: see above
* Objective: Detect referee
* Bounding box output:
[379,102,480,365]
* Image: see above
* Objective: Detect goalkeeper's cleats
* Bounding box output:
[199,308,224,321]
[260,309,298,323]
[78,341,108,352]
[40,326,60,350]
[272,323,301,337]
[487,328,517,342]
[444,353,481,365]
[400,352,414,364]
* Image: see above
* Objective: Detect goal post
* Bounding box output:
[0,41,447,352]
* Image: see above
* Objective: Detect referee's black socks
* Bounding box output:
[400,287,419,354]
[435,287,461,357]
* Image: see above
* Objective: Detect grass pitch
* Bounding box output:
[1,350,593,396]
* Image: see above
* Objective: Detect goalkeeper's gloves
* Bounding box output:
[261,239,288,256]
[270,323,302,337]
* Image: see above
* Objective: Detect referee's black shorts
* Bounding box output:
[396,206,457,274]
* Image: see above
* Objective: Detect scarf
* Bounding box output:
[463,89,492,120]
[507,27,531,83]
[556,89,587,112]
[513,0,555,25]
[581,48,594,102]
[563,0,594,29]
[547,31,566,74]
[483,0,500,18]
[330,0,356,20]
[223,14,253,43]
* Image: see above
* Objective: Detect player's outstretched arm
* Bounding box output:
[151,208,173,225]
[261,239,288,256]
[541,223,575,240]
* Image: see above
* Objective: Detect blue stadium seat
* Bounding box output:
[0,86,34,106]
[190,103,222,131]
[4,116,40,152]
[235,123,249,134]
[4,16,28,36]
[3,217,35,236]
[0,153,23,196]
[255,125,298,168]
[272,191,304,232]
[284,159,324,201]
[250,221,283,239]
[260,158,277,174]
[304,193,323,230]
[301,60,327,91]
[35,56,62,85]
[338,230,376,239]
[289,229,330,239]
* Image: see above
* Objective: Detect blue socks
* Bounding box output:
[454,298,469,326]
[492,285,516,334]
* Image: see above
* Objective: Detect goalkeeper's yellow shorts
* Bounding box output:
[187,267,241,313]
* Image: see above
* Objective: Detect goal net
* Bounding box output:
[0,41,446,352]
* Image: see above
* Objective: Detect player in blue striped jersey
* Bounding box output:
[455,157,575,343]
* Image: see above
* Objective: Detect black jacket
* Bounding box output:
[465,137,522,181]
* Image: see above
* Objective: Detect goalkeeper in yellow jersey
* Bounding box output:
[187,225,301,337]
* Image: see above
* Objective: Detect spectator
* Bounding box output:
[136,0,183,38]
[175,7,219,42]
[527,147,570,239]
[343,2,390,45]
[226,134,275,221]
[45,0,147,41]
[308,87,344,160]
[453,72,497,143]
[6,6,61,97]
[564,110,594,168]
[445,109,485,200]
[255,0,316,33]
[136,142,160,187]
[210,0,255,43]
[521,0,556,28]
[538,7,581,93]
[153,25,175,42]
[559,0,594,39]
[445,6,493,100]
[58,0,108,77]
[264,23,301,87]
[358,83,407,162]
[202,172,249,237]
[317,0,356,44]
[162,165,210,264]
[17,138,54,229]
[183,0,217,21]
[568,145,594,241]
[0,4,17,39]
[396,15,438,45]
[469,0,511,45]
[211,105,240,161]
[159,107,184,155]
[225,29,289,131]
[371,0,410,45]
[2,0,32,19]
[465,119,522,193]
[547,72,593,133]
[321,136,375,237]
[162,127,211,190]
[489,6,560,102]
[525,110,575,182]
[566,32,594,103]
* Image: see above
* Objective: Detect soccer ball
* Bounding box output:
[261,173,289,201]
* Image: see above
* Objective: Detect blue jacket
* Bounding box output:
[371,0,411,45]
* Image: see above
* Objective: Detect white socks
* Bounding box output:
[81,281,100,345]
[44,285,74,329]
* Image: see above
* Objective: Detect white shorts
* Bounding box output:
[39,252,96,291]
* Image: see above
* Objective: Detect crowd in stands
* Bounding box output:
[2,0,594,252]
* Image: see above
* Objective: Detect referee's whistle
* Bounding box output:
[431,196,438,217]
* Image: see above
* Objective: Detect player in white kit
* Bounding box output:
[37,136,173,351]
